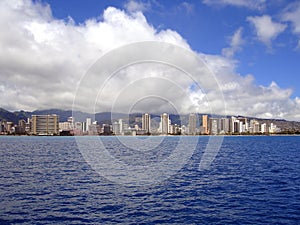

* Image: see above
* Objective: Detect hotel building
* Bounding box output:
[188,113,197,135]
[201,115,208,134]
[31,114,59,135]
[142,113,151,134]
[160,113,170,135]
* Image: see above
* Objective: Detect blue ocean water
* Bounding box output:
[0,136,299,224]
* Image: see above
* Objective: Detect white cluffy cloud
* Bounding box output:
[124,0,151,13]
[282,1,300,49]
[202,0,266,10]
[247,15,287,48]
[0,0,300,121]
[222,27,244,58]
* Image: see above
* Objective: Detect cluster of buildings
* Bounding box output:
[0,113,281,136]
[0,115,60,135]
[203,115,280,135]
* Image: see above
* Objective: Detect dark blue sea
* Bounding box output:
[0,136,299,224]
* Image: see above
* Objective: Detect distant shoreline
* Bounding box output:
[1,134,300,137]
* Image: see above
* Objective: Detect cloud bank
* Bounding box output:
[0,0,299,121]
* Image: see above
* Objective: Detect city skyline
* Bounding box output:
[54,112,283,136]
[1,110,294,136]
[0,1,300,121]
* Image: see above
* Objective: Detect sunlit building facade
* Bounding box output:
[160,113,169,135]
[31,114,59,135]
[142,113,151,134]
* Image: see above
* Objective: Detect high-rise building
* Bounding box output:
[142,113,151,134]
[122,121,129,133]
[261,123,267,133]
[230,116,246,133]
[202,115,208,134]
[233,120,240,133]
[31,114,59,135]
[112,121,121,135]
[188,113,197,135]
[209,118,219,135]
[250,119,260,133]
[160,113,169,134]
[119,119,123,134]
[74,122,83,135]
[25,118,31,134]
[237,117,248,133]
[67,117,74,129]
[16,119,26,134]
[269,123,278,133]
[82,122,87,133]
[86,118,92,132]
[220,118,230,133]
[102,124,111,135]
[229,116,236,133]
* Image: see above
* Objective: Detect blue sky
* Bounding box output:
[44,0,300,95]
[1,0,300,120]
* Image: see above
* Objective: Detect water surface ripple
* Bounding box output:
[0,136,299,224]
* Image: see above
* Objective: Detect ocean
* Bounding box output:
[0,136,299,224]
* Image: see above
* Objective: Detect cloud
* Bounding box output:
[202,0,266,10]
[247,15,287,48]
[178,2,194,15]
[281,1,300,49]
[222,27,244,58]
[0,0,299,121]
[282,2,300,34]
[200,54,300,120]
[0,0,188,112]
[124,0,151,13]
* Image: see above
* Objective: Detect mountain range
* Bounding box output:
[0,108,183,127]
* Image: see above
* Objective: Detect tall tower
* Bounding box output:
[119,119,123,134]
[160,113,169,135]
[86,118,92,132]
[209,118,219,135]
[188,113,197,135]
[202,115,208,134]
[142,113,151,134]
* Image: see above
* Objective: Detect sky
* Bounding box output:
[0,0,300,121]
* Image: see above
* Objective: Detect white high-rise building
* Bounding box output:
[230,117,239,133]
[119,119,123,134]
[250,119,260,133]
[239,121,244,133]
[142,113,151,134]
[160,113,169,135]
[261,123,267,133]
[209,118,218,135]
[220,118,230,133]
[269,123,277,133]
[112,121,121,135]
[86,118,92,132]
